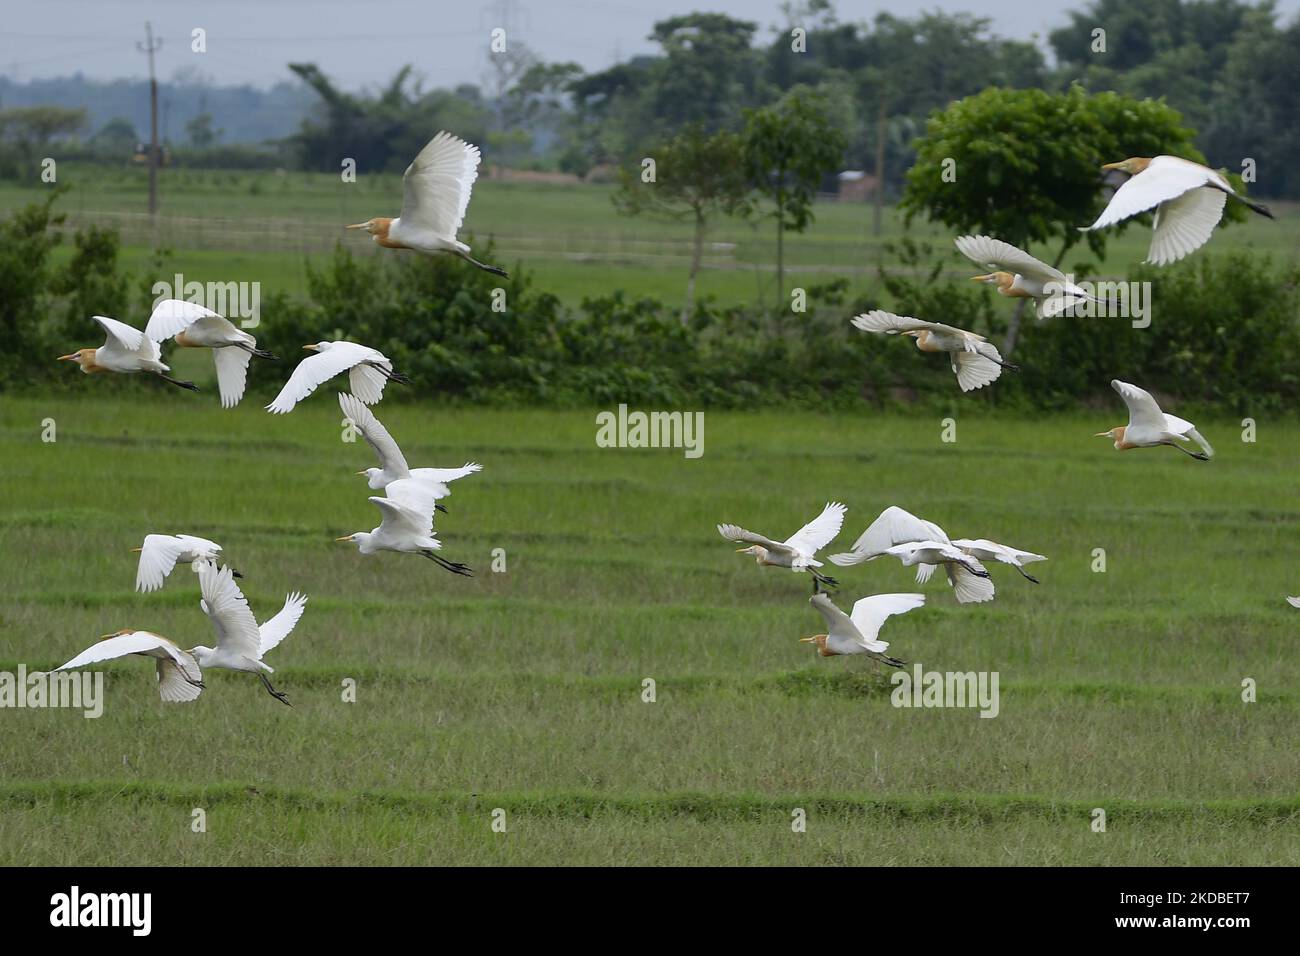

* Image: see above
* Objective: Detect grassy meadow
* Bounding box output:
[0,392,1297,865]
[2,163,1298,309]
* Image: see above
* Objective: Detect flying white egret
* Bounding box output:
[951,538,1047,584]
[338,392,482,499]
[133,533,238,593]
[52,630,204,702]
[58,315,198,392]
[346,131,507,277]
[1085,156,1273,266]
[717,502,846,591]
[335,477,473,576]
[801,591,924,666]
[956,235,1095,318]
[1097,379,1214,460]
[188,563,305,706]
[851,310,1017,392]
[881,541,995,605]
[266,341,409,414]
[144,298,277,408]
[830,508,994,605]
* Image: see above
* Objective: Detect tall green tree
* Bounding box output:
[741,85,846,301]
[613,125,751,322]
[901,85,1225,354]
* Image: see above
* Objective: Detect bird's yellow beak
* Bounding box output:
[130,547,142,553]
[734,547,748,553]
[970,274,992,282]
[1100,161,1124,172]
[303,344,319,352]
[334,535,353,542]
[57,353,77,361]
[798,636,817,643]
[1093,431,1110,438]
[354,470,367,477]
[345,221,368,230]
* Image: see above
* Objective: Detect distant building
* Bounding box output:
[837,170,879,202]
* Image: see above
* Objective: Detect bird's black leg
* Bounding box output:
[420,550,474,577]
[156,372,200,391]
[1016,566,1040,584]
[257,672,291,707]
[237,342,279,361]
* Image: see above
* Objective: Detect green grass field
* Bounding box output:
[1,392,1296,864]
[3,163,1298,308]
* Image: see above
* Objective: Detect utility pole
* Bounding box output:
[873,97,886,237]
[137,22,163,219]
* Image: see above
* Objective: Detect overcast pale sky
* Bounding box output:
[3,0,1296,91]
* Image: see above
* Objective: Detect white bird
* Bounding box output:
[338,392,482,498]
[133,533,236,593]
[144,298,277,408]
[851,310,1017,392]
[1096,379,1214,460]
[58,315,198,392]
[346,131,507,277]
[1084,156,1273,266]
[335,477,473,576]
[801,591,924,666]
[717,502,846,591]
[266,341,410,414]
[1287,597,1300,609]
[188,563,306,706]
[52,630,204,703]
[957,235,1095,318]
[830,507,994,605]
[951,538,1047,583]
[881,541,995,605]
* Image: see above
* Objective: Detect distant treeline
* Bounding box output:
[3,0,1298,196]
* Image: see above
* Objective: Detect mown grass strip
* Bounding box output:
[2,780,1296,825]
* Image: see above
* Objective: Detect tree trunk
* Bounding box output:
[776,206,785,306]
[683,210,705,326]
[1000,236,1076,358]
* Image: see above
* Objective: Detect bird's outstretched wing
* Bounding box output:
[258,592,308,656]
[783,501,846,555]
[1087,156,1227,231]
[946,562,995,604]
[1147,186,1226,266]
[951,351,1003,392]
[1111,379,1169,433]
[955,235,1064,283]
[398,131,481,241]
[339,392,410,477]
[829,506,948,567]
[849,593,925,650]
[809,591,855,634]
[1288,597,1300,609]
[198,563,263,661]
[55,631,185,671]
[92,315,146,353]
[144,298,222,342]
[852,310,980,341]
[213,346,252,409]
[155,658,204,702]
[267,343,372,414]
[410,462,482,485]
[135,534,189,592]
[716,523,784,550]
[952,538,1047,565]
[372,478,440,542]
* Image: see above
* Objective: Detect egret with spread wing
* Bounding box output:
[52,630,204,702]
[346,131,507,277]
[956,235,1095,318]
[717,502,846,591]
[58,315,198,392]
[801,591,924,666]
[851,310,1017,392]
[144,298,276,408]
[267,341,409,414]
[133,533,237,593]
[338,392,482,499]
[1084,156,1273,266]
[951,538,1047,584]
[187,563,306,706]
[1096,379,1214,460]
[336,478,473,576]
